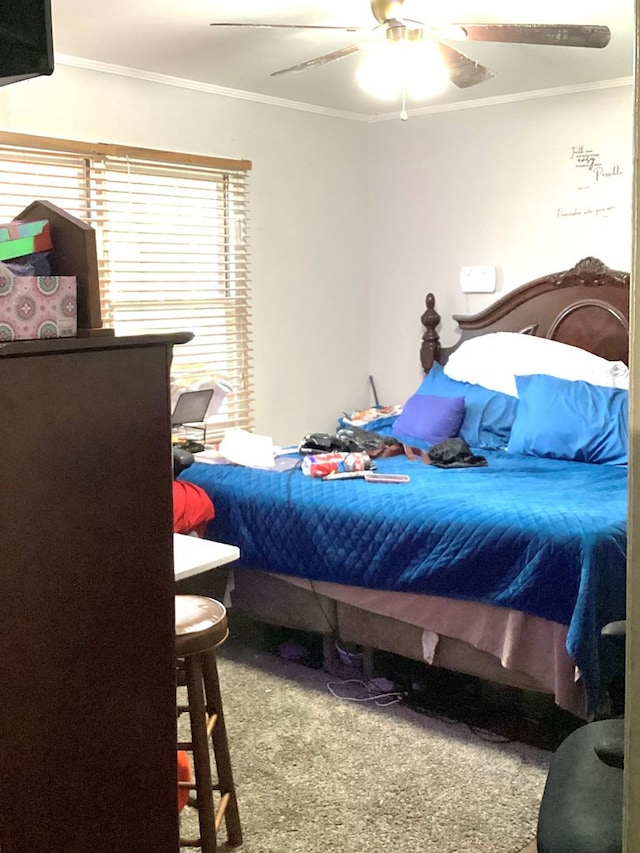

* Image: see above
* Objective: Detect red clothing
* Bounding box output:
[172,480,215,537]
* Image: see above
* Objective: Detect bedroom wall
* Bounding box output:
[366,85,634,408]
[0,64,370,446]
[0,70,633,440]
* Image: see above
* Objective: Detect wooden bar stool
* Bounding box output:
[175,594,242,852]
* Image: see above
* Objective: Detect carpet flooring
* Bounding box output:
[178,635,550,853]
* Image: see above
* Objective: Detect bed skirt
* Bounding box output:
[225,565,586,718]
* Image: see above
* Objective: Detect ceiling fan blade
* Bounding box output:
[437,43,495,89]
[446,23,611,49]
[270,44,362,77]
[209,23,365,32]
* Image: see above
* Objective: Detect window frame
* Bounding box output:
[0,131,254,438]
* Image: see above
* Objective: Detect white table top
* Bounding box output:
[173,533,240,582]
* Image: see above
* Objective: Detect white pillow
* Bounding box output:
[443,332,629,397]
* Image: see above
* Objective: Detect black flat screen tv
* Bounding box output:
[0,0,54,87]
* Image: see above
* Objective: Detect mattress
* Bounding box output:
[183,450,627,712]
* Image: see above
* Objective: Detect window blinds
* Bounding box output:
[0,132,253,438]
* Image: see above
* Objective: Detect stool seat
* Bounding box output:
[175,595,229,657]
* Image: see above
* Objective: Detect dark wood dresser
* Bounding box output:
[0,333,190,852]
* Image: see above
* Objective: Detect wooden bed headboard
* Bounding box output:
[420,256,630,373]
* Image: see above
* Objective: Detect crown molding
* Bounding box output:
[56,54,632,124]
[55,54,368,122]
[369,76,634,122]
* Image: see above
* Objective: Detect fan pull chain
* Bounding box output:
[400,86,408,122]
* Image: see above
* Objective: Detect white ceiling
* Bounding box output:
[50,0,635,118]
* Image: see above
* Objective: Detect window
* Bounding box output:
[0,131,253,438]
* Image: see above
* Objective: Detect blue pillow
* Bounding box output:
[507,374,628,465]
[392,394,465,446]
[415,362,518,450]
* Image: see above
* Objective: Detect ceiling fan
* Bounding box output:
[209,0,611,90]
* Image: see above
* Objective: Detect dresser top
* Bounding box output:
[0,331,194,358]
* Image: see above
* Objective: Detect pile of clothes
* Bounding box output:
[299,425,487,469]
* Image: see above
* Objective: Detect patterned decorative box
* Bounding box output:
[0,276,77,341]
[0,219,52,261]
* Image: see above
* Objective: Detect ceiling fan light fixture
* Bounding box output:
[357,38,449,101]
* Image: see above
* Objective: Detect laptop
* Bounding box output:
[171,389,213,427]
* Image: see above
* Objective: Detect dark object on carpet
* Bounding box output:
[536,718,623,853]
[536,619,626,852]
[393,660,582,753]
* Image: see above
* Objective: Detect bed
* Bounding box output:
[181,256,630,719]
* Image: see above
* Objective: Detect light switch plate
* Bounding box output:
[460,265,497,293]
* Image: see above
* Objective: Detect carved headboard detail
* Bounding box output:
[420,257,630,373]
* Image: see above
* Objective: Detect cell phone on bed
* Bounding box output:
[364,472,410,484]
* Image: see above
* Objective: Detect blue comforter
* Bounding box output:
[182,450,627,712]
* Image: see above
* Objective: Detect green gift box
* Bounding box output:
[0,219,52,261]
